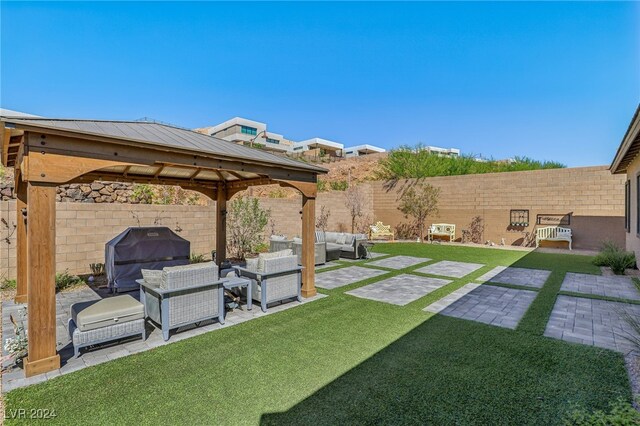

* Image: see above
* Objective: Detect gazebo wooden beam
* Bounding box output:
[23,182,60,377]
[215,183,227,267]
[14,180,28,304]
[27,133,318,183]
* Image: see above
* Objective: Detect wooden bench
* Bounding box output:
[428,224,455,242]
[536,226,572,250]
[369,221,394,241]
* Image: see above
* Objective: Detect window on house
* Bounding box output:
[266,138,280,144]
[241,126,257,136]
[626,180,631,232]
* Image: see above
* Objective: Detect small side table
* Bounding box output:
[223,276,252,311]
[361,242,375,259]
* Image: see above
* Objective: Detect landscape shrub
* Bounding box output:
[377,144,565,180]
[593,241,636,275]
[226,196,270,260]
[563,398,640,425]
[55,270,84,292]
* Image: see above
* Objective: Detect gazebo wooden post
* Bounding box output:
[14,181,28,303]
[24,182,60,377]
[216,183,227,267]
[301,194,317,298]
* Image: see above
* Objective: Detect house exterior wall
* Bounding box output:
[625,153,640,256]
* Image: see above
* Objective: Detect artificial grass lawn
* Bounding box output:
[5,244,630,425]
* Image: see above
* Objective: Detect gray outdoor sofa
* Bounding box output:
[315,231,368,260]
[234,249,302,313]
[138,262,225,341]
[269,236,326,265]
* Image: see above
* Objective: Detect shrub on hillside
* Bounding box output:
[376,145,565,180]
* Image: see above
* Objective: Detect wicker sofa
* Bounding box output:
[315,231,368,260]
[269,236,326,265]
[234,249,302,313]
[138,262,225,341]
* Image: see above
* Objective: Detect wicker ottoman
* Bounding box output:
[68,295,146,357]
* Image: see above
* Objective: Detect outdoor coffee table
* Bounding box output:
[223,276,252,311]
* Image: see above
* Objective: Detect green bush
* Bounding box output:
[189,253,207,264]
[1,277,16,290]
[317,180,327,192]
[376,145,566,180]
[226,196,270,260]
[55,270,84,292]
[564,398,640,425]
[330,180,348,191]
[593,242,636,275]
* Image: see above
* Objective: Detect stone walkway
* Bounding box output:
[560,273,640,301]
[346,274,451,306]
[423,283,481,313]
[545,295,640,353]
[366,255,431,270]
[338,252,387,263]
[315,266,388,290]
[415,261,484,278]
[476,266,551,289]
[438,285,537,329]
[2,286,326,392]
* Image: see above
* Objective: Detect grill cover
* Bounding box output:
[105,227,190,292]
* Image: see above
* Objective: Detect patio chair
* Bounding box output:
[138,262,225,341]
[233,249,303,313]
[292,238,327,265]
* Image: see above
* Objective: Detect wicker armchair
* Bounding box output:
[138,262,225,341]
[234,250,302,313]
[292,240,327,265]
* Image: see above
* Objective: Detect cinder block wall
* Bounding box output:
[0,202,216,280]
[0,166,625,279]
[369,166,625,250]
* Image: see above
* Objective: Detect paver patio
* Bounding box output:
[315,265,388,289]
[439,285,537,329]
[415,260,485,278]
[366,255,431,270]
[544,295,640,353]
[345,274,451,305]
[560,273,640,301]
[1,286,326,392]
[476,266,551,289]
[423,283,481,313]
[338,252,387,262]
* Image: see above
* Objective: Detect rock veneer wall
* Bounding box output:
[56,182,137,203]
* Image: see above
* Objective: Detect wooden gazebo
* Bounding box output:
[0,116,326,377]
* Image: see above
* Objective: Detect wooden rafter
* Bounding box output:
[153,165,165,178]
[226,170,245,180]
[189,168,202,180]
[214,170,225,181]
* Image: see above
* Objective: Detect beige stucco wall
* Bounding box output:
[625,154,640,256]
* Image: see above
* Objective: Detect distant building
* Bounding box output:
[418,145,460,158]
[196,117,386,158]
[194,117,295,154]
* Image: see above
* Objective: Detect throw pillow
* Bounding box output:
[336,234,347,245]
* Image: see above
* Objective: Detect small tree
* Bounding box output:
[345,185,365,234]
[226,196,270,260]
[316,205,331,237]
[398,183,440,242]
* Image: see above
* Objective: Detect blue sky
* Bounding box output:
[1,2,638,167]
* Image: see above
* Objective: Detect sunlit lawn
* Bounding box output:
[5,244,630,425]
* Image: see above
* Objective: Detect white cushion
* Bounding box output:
[336,234,347,245]
[293,237,303,244]
[270,235,287,241]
